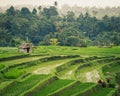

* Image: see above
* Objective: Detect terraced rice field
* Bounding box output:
[56,82,96,96]
[0,55,44,66]
[32,79,74,96]
[89,88,116,96]
[0,75,49,96]
[0,46,120,96]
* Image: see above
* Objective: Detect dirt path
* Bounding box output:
[86,72,92,82]
[86,70,101,82]
[33,63,64,74]
[60,70,73,79]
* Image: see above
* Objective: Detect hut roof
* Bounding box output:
[19,43,33,49]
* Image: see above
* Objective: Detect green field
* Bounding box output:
[0,46,120,96]
[1,46,120,57]
[0,74,49,96]
[33,79,74,96]
[89,88,116,96]
[34,46,120,56]
[59,83,96,96]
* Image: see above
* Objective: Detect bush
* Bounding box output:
[4,68,25,79]
[0,64,4,70]
[108,84,115,88]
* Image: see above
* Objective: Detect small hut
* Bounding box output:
[18,43,34,53]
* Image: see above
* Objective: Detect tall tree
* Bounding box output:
[6,6,16,16]
[32,8,37,15]
[54,1,58,7]
[42,6,58,19]
[21,7,31,16]
[66,11,75,22]
[38,6,42,15]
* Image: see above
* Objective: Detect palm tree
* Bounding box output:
[50,38,60,46]
[54,1,58,7]
[38,6,42,14]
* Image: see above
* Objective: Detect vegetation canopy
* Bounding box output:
[0,5,120,47]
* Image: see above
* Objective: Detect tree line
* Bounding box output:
[0,5,120,47]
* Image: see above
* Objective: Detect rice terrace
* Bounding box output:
[0,0,120,96]
[0,46,120,96]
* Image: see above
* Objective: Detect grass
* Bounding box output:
[33,79,74,96]
[89,88,115,96]
[34,46,120,56]
[0,56,43,66]
[57,57,105,80]
[0,81,13,90]
[0,46,119,95]
[75,66,100,82]
[0,74,49,96]
[75,57,118,82]
[60,83,95,96]
[1,56,77,80]
[0,47,24,58]
[103,62,120,75]
[4,68,25,79]
[57,64,80,79]
[102,62,120,83]
[26,58,76,73]
[1,46,120,57]
[0,64,4,70]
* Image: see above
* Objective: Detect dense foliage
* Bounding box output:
[4,68,24,79]
[0,6,120,46]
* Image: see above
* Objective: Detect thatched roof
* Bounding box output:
[19,43,33,49]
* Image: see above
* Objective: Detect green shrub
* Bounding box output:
[107,89,117,96]
[4,68,24,79]
[108,84,115,88]
[0,64,4,70]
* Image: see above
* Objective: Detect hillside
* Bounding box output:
[0,5,120,47]
[60,5,120,18]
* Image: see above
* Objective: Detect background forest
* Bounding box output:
[0,4,120,47]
